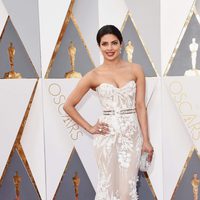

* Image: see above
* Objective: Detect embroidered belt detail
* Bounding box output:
[103,108,136,115]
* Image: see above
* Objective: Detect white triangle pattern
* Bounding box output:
[21,79,46,200]
[0,79,37,178]
[38,0,71,77]
[2,0,41,76]
[0,0,8,35]
[161,0,194,73]
[146,78,164,200]
[162,79,193,200]
[73,0,100,66]
[43,79,74,200]
[165,77,200,153]
[124,0,161,73]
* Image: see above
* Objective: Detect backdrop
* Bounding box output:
[0,0,200,200]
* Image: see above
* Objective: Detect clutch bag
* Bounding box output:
[139,152,150,171]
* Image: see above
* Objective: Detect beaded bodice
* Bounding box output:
[96,80,136,111]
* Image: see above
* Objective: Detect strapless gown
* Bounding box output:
[93,80,143,200]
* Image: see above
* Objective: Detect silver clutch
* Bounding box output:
[139,152,150,171]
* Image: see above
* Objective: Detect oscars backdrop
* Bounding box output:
[0,0,199,200]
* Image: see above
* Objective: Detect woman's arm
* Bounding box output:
[63,71,109,135]
[134,64,154,161]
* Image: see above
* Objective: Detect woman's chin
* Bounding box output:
[104,55,120,61]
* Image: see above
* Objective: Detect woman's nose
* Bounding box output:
[107,43,113,50]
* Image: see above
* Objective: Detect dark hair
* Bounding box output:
[96,25,123,46]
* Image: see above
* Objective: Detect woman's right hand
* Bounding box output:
[89,120,110,135]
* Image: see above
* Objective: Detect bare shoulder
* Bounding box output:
[87,66,104,79]
[122,61,142,72]
[122,62,145,81]
[80,68,96,84]
[83,68,97,78]
[130,63,144,78]
[130,63,143,73]
[78,67,101,88]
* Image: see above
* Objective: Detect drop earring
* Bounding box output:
[120,48,122,54]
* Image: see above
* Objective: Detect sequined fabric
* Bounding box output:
[94,80,143,200]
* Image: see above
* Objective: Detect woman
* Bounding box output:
[63,25,153,200]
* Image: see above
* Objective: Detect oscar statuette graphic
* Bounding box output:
[65,41,82,78]
[184,38,200,76]
[4,42,22,79]
[191,173,199,200]
[125,40,134,63]
[13,171,22,200]
[72,171,80,200]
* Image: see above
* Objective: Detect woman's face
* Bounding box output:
[99,34,121,61]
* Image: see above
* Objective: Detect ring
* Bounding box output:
[98,128,102,132]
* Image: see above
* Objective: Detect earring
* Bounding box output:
[120,48,122,54]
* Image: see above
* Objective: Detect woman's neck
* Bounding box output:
[103,57,122,67]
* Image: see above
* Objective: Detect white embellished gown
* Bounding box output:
[93,80,143,200]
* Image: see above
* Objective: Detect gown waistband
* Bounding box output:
[103,108,136,115]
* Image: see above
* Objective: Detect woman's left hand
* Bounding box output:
[142,140,154,162]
